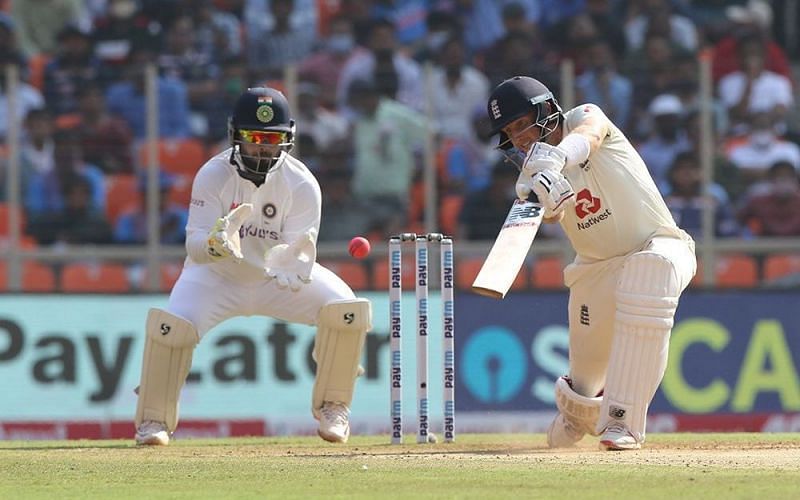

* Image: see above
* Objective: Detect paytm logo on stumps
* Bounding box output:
[390,250,401,289]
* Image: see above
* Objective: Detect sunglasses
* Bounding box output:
[239,130,288,145]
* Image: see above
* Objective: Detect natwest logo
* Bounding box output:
[575,189,602,219]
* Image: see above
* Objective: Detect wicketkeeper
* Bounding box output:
[134,87,371,445]
[487,76,696,450]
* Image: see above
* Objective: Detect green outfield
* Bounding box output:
[1,434,798,499]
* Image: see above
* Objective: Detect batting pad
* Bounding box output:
[135,308,199,432]
[555,376,602,436]
[312,298,372,419]
[598,252,679,442]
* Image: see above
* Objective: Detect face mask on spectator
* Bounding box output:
[427,31,449,52]
[751,130,775,147]
[327,34,354,54]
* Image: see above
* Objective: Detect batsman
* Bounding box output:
[487,76,696,450]
[134,87,371,445]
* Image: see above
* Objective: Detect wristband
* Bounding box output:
[558,134,591,169]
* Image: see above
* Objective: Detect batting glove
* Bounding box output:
[207,203,253,262]
[530,169,575,218]
[523,142,568,174]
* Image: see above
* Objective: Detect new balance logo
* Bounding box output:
[343,312,355,324]
[609,406,626,419]
[160,323,171,335]
[580,304,590,326]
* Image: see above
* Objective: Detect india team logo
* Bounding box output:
[262,203,276,218]
[256,105,274,123]
[575,189,602,219]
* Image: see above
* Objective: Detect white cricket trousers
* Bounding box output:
[563,235,696,398]
[167,263,356,339]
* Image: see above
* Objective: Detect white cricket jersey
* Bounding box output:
[559,104,689,261]
[184,148,322,283]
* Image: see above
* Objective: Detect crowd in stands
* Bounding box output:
[0,0,799,257]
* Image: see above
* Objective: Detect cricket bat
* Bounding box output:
[471,199,544,299]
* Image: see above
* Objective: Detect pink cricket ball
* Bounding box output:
[348,236,371,259]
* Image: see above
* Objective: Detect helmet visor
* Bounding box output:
[239,129,290,146]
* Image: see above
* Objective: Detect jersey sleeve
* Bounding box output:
[564,103,611,136]
[184,162,231,263]
[281,175,322,246]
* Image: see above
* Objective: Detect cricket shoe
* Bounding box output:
[318,402,351,443]
[546,413,584,448]
[599,422,641,451]
[135,420,170,446]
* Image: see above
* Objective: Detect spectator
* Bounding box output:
[348,79,427,236]
[0,14,29,81]
[27,174,113,245]
[717,33,794,134]
[10,0,89,57]
[637,94,691,193]
[683,110,743,202]
[245,0,315,79]
[74,83,135,174]
[726,112,800,188]
[457,159,518,241]
[318,168,371,242]
[92,0,163,80]
[113,171,188,244]
[663,151,740,240]
[106,44,190,139]
[243,0,317,42]
[298,15,359,110]
[481,2,557,90]
[20,108,57,216]
[413,9,461,63]
[738,161,800,237]
[158,14,221,136]
[449,0,505,56]
[294,81,350,152]
[43,25,107,116]
[624,0,698,53]
[188,0,243,61]
[202,56,250,143]
[585,0,627,56]
[624,31,686,129]
[575,38,633,132]
[426,35,489,140]
[22,123,106,218]
[337,18,423,116]
[711,0,791,83]
[0,62,44,140]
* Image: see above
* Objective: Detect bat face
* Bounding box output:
[471,199,544,299]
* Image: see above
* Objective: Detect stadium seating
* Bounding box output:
[104,174,140,225]
[138,138,207,177]
[531,256,565,289]
[0,260,56,292]
[763,254,800,285]
[693,254,759,288]
[0,203,26,236]
[60,263,131,292]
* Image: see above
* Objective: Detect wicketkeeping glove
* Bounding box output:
[207,203,253,262]
[264,228,318,292]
